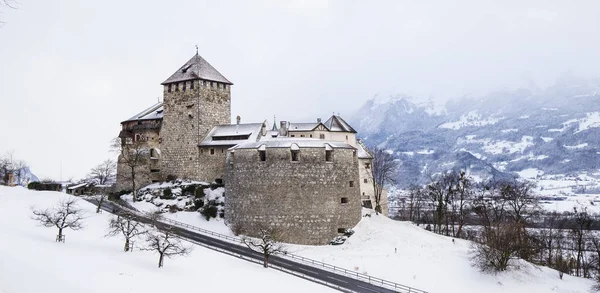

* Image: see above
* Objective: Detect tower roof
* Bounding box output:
[161,53,233,85]
[323,115,357,133]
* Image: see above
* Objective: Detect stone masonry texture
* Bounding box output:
[225,146,362,245]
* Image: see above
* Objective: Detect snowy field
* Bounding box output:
[129,192,593,293]
[0,186,335,293]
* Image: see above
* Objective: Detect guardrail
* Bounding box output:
[90,198,428,293]
[178,234,357,293]
[158,216,427,293]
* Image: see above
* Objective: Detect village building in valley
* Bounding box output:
[116,53,388,244]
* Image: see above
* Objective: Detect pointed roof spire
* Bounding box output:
[161,53,233,85]
[271,115,278,131]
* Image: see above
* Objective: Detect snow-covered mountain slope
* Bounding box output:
[351,77,600,186]
[0,186,335,293]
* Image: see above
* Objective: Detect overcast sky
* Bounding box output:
[1,0,600,180]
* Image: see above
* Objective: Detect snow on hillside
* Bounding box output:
[439,110,502,130]
[0,186,335,293]
[291,210,593,293]
[125,199,594,293]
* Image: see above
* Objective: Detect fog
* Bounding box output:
[1,0,599,180]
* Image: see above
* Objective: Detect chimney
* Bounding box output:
[317,118,321,123]
[279,121,288,136]
[236,115,241,125]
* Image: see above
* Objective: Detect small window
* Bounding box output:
[203,80,207,87]
[259,150,266,161]
[175,83,179,91]
[364,178,368,183]
[319,134,325,139]
[346,135,348,140]
[221,149,224,153]
[183,81,187,91]
[290,135,295,137]
[223,84,227,90]
[211,82,214,88]
[365,163,371,169]
[217,83,221,89]
[325,150,332,162]
[168,84,172,93]
[349,181,354,187]
[190,80,194,89]
[337,228,346,233]
[300,135,305,138]
[210,149,215,155]
[310,134,313,138]
[291,150,299,161]
[341,197,349,204]
[201,149,204,154]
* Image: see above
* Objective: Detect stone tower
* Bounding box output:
[160,53,232,180]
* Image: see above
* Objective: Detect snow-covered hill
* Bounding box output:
[125,199,594,293]
[351,77,600,187]
[0,186,335,293]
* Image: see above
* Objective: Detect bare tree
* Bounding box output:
[241,224,288,268]
[106,211,146,251]
[426,171,456,235]
[112,137,148,201]
[370,148,398,214]
[141,228,191,268]
[571,206,592,277]
[87,159,117,185]
[0,0,18,25]
[12,160,28,185]
[406,184,425,223]
[451,171,472,238]
[31,198,85,242]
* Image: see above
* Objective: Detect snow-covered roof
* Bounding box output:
[323,115,357,133]
[288,123,318,131]
[122,102,163,123]
[67,182,90,190]
[199,123,264,147]
[356,142,373,159]
[162,54,232,85]
[231,138,355,150]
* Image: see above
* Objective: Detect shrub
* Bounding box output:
[201,205,218,221]
[181,184,197,196]
[193,199,204,210]
[210,182,224,190]
[160,188,174,199]
[195,185,209,198]
[27,182,40,190]
[168,205,179,213]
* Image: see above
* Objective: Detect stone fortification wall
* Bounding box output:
[198,145,230,182]
[225,146,361,245]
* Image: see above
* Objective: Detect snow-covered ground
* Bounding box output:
[127,192,592,293]
[290,210,593,293]
[0,186,335,293]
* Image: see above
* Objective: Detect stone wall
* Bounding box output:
[160,79,231,181]
[198,145,230,183]
[225,146,361,245]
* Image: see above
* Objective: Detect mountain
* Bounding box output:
[351,77,600,187]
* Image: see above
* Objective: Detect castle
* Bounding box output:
[116,53,388,244]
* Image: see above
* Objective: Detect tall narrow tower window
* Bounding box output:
[259,150,266,161]
[183,81,187,91]
[190,80,194,89]
[291,150,299,161]
[168,84,172,93]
